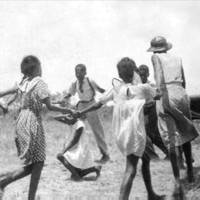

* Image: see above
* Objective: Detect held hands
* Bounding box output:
[71,110,82,119]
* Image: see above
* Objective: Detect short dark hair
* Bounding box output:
[138,64,149,74]
[75,64,86,72]
[21,55,41,76]
[117,57,137,82]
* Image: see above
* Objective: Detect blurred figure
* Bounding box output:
[138,64,169,159]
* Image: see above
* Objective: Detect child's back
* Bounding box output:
[100,81,156,157]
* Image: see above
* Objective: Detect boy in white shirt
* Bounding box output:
[64,64,109,164]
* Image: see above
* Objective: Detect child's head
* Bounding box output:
[117,57,137,83]
[21,55,42,78]
[75,64,86,81]
[138,65,149,83]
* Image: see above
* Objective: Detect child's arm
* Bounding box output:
[0,85,18,98]
[62,127,83,153]
[0,86,18,113]
[91,80,105,93]
[0,93,18,114]
[74,102,103,118]
[75,88,114,117]
[42,97,72,114]
[7,93,18,105]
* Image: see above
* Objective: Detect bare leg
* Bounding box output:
[169,145,185,200]
[141,156,166,200]
[0,164,33,189]
[0,164,33,200]
[86,112,110,163]
[57,153,81,180]
[28,161,44,200]
[177,146,185,169]
[119,154,139,200]
[152,128,169,157]
[182,142,194,182]
[79,166,102,178]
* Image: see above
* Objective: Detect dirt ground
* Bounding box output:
[1,110,200,200]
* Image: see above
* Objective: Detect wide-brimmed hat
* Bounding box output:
[147,36,172,52]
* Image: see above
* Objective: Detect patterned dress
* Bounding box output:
[15,76,49,164]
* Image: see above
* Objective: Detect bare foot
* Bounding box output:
[148,194,166,200]
[70,174,82,181]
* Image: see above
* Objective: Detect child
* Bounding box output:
[138,64,169,159]
[73,57,165,200]
[55,113,101,181]
[0,55,71,200]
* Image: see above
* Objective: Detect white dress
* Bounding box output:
[64,120,94,169]
[99,82,155,157]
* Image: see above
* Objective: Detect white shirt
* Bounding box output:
[67,77,101,101]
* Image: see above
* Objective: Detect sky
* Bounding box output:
[0,1,200,95]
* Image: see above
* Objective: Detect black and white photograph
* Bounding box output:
[0,1,200,199]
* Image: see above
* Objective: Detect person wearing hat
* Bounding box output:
[147,36,199,199]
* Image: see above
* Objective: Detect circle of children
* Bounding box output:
[0,36,199,200]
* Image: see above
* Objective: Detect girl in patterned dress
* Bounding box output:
[0,55,71,200]
[73,57,165,200]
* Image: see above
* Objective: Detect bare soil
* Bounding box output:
[0,111,200,200]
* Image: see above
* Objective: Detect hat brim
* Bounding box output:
[147,42,172,52]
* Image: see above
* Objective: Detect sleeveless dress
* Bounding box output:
[100,82,155,157]
[15,76,49,164]
[152,53,199,147]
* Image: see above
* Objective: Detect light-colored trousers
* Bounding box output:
[77,100,108,156]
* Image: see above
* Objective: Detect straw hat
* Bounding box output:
[147,36,172,52]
